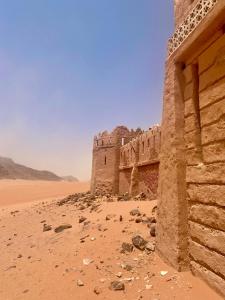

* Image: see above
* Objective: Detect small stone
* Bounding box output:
[160,271,168,276]
[121,263,133,271]
[145,242,155,252]
[121,242,133,253]
[135,218,142,223]
[43,224,52,232]
[54,224,72,233]
[77,279,84,287]
[150,224,156,237]
[83,258,94,265]
[110,281,125,291]
[17,254,22,258]
[94,286,102,295]
[90,237,96,241]
[119,215,123,222]
[132,235,147,251]
[106,214,116,221]
[116,272,122,278]
[79,216,87,223]
[130,209,141,216]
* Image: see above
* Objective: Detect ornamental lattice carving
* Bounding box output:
[168,0,218,57]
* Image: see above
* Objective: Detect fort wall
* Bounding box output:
[157,0,225,297]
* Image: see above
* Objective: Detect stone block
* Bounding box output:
[201,98,225,127]
[189,204,225,231]
[203,141,225,163]
[187,184,225,207]
[191,261,225,298]
[199,77,225,109]
[186,148,202,165]
[189,221,225,254]
[201,118,225,144]
[186,162,225,184]
[190,240,225,278]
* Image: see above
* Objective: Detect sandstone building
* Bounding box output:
[91,125,161,199]
[91,0,225,297]
[157,0,225,297]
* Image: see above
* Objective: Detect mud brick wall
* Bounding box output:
[118,168,132,195]
[183,32,225,297]
[138,163,159,200]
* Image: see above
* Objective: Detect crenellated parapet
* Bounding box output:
[119,125,161,169]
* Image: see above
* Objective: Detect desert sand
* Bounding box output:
[0,179,90,207]
[0,181,222,300]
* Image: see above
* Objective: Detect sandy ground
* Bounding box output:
[0,181,222,300]
[0,180,90,207]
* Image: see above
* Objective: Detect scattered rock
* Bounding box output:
[160,271,168,276]
[130,209,141,216]
[79,216,87,223]
[135,217,142,223]
[106,214,116,221]
[54,224,72,233]
[145,242,155,252]
[150,224,156,237]
[116,272,122,278]
[121,263,133,271]
[119,215,123,222]
[93,286,102,295]
[132,235,147,251]
[110,281,125,291]
[43,224,52,232]
[83,258,94,265]
[77,279,84,287]
[121,242,134,253]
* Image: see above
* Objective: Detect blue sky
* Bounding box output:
[0,0,173,180]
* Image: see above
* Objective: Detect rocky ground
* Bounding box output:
[0,192,222,300]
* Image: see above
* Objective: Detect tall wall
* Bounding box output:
[183,30,225,297]
[157,0,225,297]
[119,126,161,198]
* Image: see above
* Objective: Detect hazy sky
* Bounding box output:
[0,0,174,180]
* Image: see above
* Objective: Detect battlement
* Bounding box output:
[93,126,142,149]
[120,125,161,169]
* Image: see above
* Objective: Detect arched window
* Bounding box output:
[104,156,107,165]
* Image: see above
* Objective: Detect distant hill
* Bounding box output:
[62,175,79,182]
[0,157,62,181]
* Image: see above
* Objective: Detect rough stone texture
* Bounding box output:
[138,164,159,199]
[191,261,225,298]
[187,184,225,207]
[189,204,225,231]
[157,1,225,296]
[186,163,225,184]
[156,60,189,271]
[118,168,132,195]
[190,240,225,278]
[189,221,225,254]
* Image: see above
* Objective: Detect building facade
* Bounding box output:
[91,125,161,199]
[157,0,225,297]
